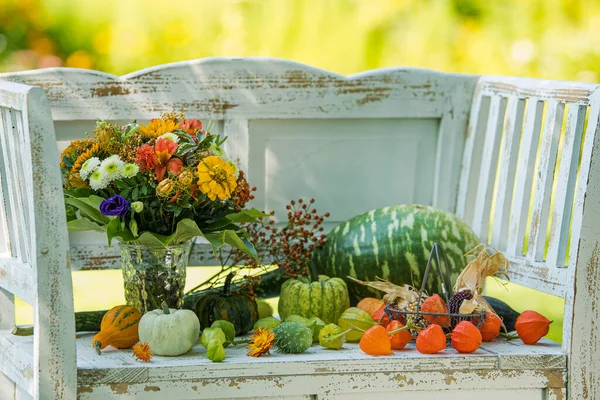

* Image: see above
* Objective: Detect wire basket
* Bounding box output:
[384,242,486,332]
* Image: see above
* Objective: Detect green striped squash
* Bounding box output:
[311,204,481,304]
[278,275,350,324]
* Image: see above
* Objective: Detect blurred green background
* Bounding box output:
[5,0,579,342]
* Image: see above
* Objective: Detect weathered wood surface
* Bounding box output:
[0,58,478,270]
[0,82,76,399]
[69,335,563,399]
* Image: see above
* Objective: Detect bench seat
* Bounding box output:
[0,330,566,399]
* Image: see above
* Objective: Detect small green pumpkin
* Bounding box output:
[278,275,350,324]
[195,273,259,335]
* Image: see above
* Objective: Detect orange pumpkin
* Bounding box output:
[357,297,385,316]
[515,310,552,345]
[451,321,482,353]
[416,324,446,354]
[359,325,393,356]
[479,312,502,342]
[420,294,451,328]
[372,305,391,327]
[386,320,412,350]
[91,305,142,354]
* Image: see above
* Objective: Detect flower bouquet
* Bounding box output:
[61,112,264,312]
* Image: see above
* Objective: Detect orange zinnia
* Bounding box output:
[132,342,153,362]
[247,328,275,358]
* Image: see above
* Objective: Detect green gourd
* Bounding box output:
[278,275,350,324]
[194,273,259,335]
[273,322,313,354]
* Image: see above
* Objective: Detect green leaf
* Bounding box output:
[106,217,136,246]
[225,208,270,224]
[171,219,203,245]
[136,231,175,247]
[129,219,138,237]
[204,230,258,260]
[65,197,109,225]
[67,218,106,232]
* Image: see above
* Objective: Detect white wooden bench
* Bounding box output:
[0,58,598,399]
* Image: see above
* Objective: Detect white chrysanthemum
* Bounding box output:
[99,155,125,181]
[88,170,110,190]
[121,163,139,178]
[158,132,179,143]
[80,157,101,180]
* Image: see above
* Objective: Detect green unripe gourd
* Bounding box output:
[273,322,313,354]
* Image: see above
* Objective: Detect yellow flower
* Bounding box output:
[247,328,275,358]
[132,342,153,362]
[71,142,101,175]
[139,119,180,138]
[196,156,238,201]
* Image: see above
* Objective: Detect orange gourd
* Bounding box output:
[91,305,142,354]
[479,312,502,342]
[515,310,552,344]
[357,298,385,316]
[420,294,451,328]
[359,325,393,356]
[386,320,412,350]
[451,321,482,353]
[372,305,391,327]
[416,324,446,354]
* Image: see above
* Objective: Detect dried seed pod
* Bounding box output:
[515,310,552,344]
[479,312,502,342]
[416,324,446,354]
[451,321,482,353]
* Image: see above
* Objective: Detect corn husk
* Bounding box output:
[345,276,422,308]
[454,245,510,316]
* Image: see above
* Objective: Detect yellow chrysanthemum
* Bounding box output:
[139,119,180,138]
[71,142,101,175]
[196,156,238,201]
[247,328,275,358]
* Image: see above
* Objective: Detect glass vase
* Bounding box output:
[120,241,192,314]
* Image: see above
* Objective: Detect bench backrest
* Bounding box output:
[0,81,76,397]
[457,77,600,298]
[0,58,479,270]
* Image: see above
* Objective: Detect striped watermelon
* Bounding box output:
[311,204,481,304]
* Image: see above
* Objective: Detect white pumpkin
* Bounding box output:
[138,302,201,356]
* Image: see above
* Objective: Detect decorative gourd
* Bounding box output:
[357,298,385,316]
[312,204,481,303]
[254,316,282,331]
[273,322,313,354]
[278,275,350,324]
[338,307,377,342]
[91,305,142,355]
[138,302,200,356]
[194,273,259,335]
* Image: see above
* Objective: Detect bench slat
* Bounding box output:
[527,100,564,263]
[472,96,507,240]
[545,105,586,267]
[490,96,525,249]
[506,99,544,258]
